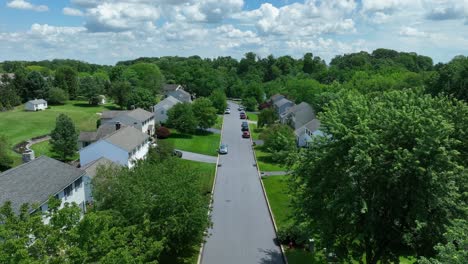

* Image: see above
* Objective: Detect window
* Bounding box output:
[75,177,82,189]
[161,110,164,114]
[64,184,73,197]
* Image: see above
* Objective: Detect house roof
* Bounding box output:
[79,123,128,143]
[125,108,154,122]
[167,89,191,103]
[81,157,119,179]
[270,94,285,103]
[27,99,47,105]
[0,156,85,214]
[78,131,97,142]
[163,84,182,93]
[290,102,316,129]
[154,96,182,111]
[104,126,149,152]
[295,119,321,137]
[101,110,128,119]
[274,98,294,109]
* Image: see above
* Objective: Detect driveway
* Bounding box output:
[178,150,217,164]
[201,102,284,264]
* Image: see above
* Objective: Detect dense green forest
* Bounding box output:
[0,49,467,263]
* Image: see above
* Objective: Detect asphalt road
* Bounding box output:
[201,102,284,264]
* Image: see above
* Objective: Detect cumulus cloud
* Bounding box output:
[6,0,48,12]
[399,26,430,38]
[424,0,468,20]
[63,7,84,16]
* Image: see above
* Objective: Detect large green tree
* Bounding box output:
[167,102,198,133]
[192,97,218,130]
[25,71,49,100]
[209,89,228,114]
[258,108,278,128]
[110,81,131,109]
[79,76,103,105]
[54,66,79,99]
[126,87,155,110]
[261,124,296,162]
[128,63,164,95]
[50,114,78,161]
[292,90,467,263]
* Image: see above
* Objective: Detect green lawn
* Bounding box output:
[30,140,78,162]
[250,123,264,140]
[255,147,287,172]
[246,112,258,122]
[212,115,224,130]
[262,175,293,228]
[164,130,221,156]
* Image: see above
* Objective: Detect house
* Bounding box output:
[163,84,184,94]
[269,94,285,104]
[100,108,155,135]
[81,157,119,203]
[281,102,316,129]
[78,122,127,149]
[97,95,106,105]
[295,119,324,147]
[79,126,151,168]
[167,89,192,103]
[273,97,294,116]
[153,96,182,124]
[0,156,87,221]
[25,99,47,111]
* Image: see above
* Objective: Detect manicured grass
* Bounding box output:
[262,175,292,228]
[164,130,221,156]
[30,140,78,161]
[255,147,287,172]
[246,112,258,122]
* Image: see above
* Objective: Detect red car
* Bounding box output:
[242,131,250,138]
[240,113,247,119]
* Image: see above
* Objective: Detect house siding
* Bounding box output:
[79,140,129,167]
[25,102,47,111]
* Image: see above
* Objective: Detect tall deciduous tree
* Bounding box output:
[260,124,296,162]
[110,81,131,109]
[50,114,78,161]
[167,102,198,133]
[292,90,467,263]
[126,87,155,110]
[258,108,278,128]
[209,89,227,114]
[25,71,49,100]
[54,66,78,99]
[79,76,103,105]
[47,87,68,105]
[192,97,217,130]
[129,63,164,95]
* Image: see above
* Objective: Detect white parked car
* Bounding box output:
[224,109,231,114]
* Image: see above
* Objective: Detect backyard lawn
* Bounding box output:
[246,112,258,122]
[0,100,117,167]
[30,140,79,162]
[164,129,221,156]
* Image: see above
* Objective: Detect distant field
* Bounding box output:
[0,100,117,167]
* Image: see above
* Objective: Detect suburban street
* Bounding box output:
[201,102,284,264]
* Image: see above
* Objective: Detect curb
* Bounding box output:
[197,108,225,264]
[249,123,289,264]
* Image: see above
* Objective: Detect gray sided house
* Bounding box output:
[0,156,87,215]
[269,94,285,104]
[101,108,155,135]
[295,119,324,147]
[273,98,295,116]
[153,96,182,124]
[281,102,316,130]
[78,122,127,149]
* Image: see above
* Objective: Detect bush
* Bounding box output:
[156,126,171,139]
[277,222,310,247]
[48,87,68,105]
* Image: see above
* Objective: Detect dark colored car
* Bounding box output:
[241,121,248,127]
[240,113,247,119]
[242,131,250,138]
[241,126,249,131]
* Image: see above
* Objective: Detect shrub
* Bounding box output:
[156,126,171,139]
[277,222,310,247]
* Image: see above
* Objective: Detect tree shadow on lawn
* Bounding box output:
[169,133,193,139]
[72,102,120,110]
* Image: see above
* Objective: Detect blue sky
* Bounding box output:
[1,0,467,65]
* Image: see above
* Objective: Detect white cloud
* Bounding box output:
[63,7,84,16]
[6,0,48,12]
[399,26,430,38]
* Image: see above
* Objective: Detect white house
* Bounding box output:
[0,156,87,223]
[295,119,324,147]
[101,108,155,136]
[25,99,47,111]
[79,126,150,168]
[153,96,182,124]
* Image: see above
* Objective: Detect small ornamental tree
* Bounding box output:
[156,126,171,139]
[50,114,78,161]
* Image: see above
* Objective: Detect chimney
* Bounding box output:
[116,122,121,130]
[22,149,35,163]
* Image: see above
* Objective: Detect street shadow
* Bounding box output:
[258,248,285,264]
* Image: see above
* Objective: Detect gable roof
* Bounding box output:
[103,126,149,152]
[163,84,182,93]
[274,98,294,109]
[270,94,285,103]
[79,123,128,143]
[295,119,321,137]
[290,102,316,129]
[154,96,182,111]
[101,110,128,120]
[124,108,154,122]
[0,156,85,214]
[27,99,47,105]
[167,89,191,103]
[81,157,120,179]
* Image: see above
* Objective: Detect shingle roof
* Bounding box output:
[81,157,119,179]
[154,96,182,111]
[274,98,293,108]
[0,156,85,214]
[78,131,97,142]
[125,108,154,122]
[167,89,191,103]
[27,99,47,105]
[163,84,182,92]
[270,94,285,103]
[290,102,315,129]
[295,119,321,136]
[101,110,128,119]
[79,123,128,143]
[104,126,149,152]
